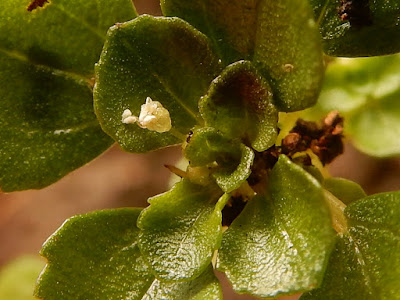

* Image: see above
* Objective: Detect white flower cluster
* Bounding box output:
[122,97,172,133]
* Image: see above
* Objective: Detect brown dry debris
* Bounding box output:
[248,111,344,187]
[285,110,344,165]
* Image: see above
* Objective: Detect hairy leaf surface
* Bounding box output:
[94,15,222,153]
[0,0,136,191]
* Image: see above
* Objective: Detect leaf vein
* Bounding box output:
[0,47,93,86]
[153,73,203,125]
[4,120,101,136]
[51,3,105,41]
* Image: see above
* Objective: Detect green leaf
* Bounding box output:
[138,180,227,281]
[0,0,136,191]
[217,155,335,298]
[302,165,325,183]
[348,91,400,157]
[0,256,45,300]
[0,0,137,75]
[199,61,278,152]
[213,144,254,193]
[142,265,222,300]
[162,0,324,112]
[302,192,400,299]
[94,15,223,153]
[183,128,255,193]
[311,0,400,56]
[35,208,156,300]
[183,127,241,167]
[304,55,400,157]
[324,177,366,205]
[161,0,259,64]
[252,0,324,112]
[35,208,222,300]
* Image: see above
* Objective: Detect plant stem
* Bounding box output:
[168,128,187,140]
[323,189,348,234]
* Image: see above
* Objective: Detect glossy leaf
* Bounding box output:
[200,61,278,152]
[138,180,227,281]
[35,208,222,300]
[302,192,400,299]
[142,265,222,300]
[305,55,400,157]
[162,0,324,112]
[311,0,400,56]
[217,155,335,298]
[324,177,366,205]
[35,208,156,300]
[94,15,222,153]
[0,0,136,191]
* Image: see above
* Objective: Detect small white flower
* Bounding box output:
[121,97,172,133]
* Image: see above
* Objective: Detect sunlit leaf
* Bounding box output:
[302,192,400,299]
[138,180,227,281]
[35,208,223,300]
[35,209,156,299]
[217,155,335,298]
[142,265,222,300]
